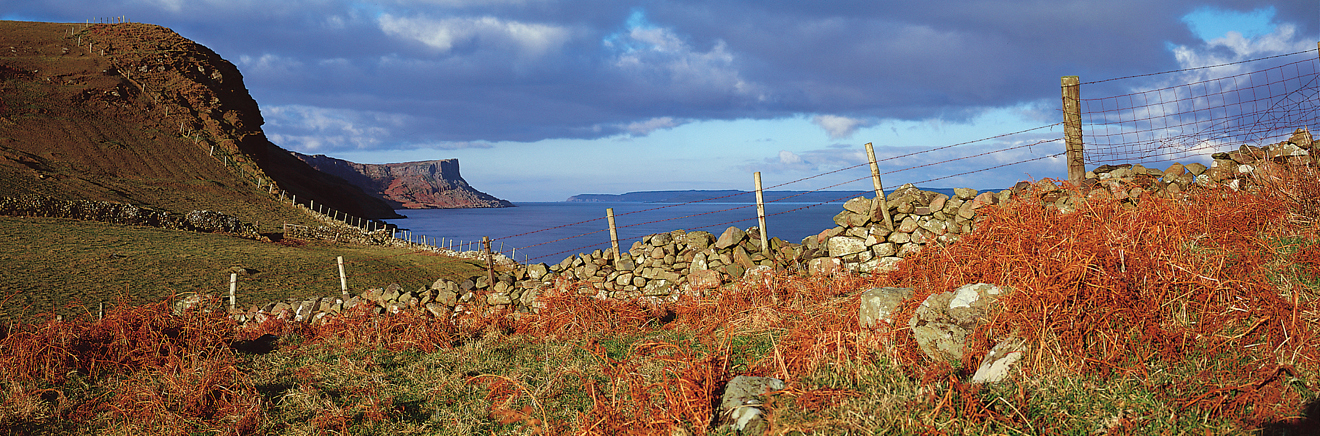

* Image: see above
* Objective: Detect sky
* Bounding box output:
[4,1,1318,202]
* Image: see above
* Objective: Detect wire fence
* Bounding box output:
[1079,51,1319,165]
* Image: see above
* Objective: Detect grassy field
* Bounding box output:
[1,182,1319,435]
[0,216,486,322]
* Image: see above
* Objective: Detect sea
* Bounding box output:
[378,188,977,264]
[382,201,861,265]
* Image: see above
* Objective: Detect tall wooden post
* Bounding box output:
[864,142,894,230]
[753,172,769,252]
[1062,76,1085,185]
[228,273,237,312]
[482,236,495,287]
[606,208,621,263]
[337,256,348,295]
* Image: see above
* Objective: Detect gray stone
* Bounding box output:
[526,263,549,280]
[486,293,513,305]
[843,196,873,215]
[690,253,709,272]
[809,257,842,276]
[827,236,866,259]
[887,231,910,244]
[733,246,756,270]
[687,231,714,251]
[859,287,914,328]
[715,226,747,249]
[688,268,723,289]
[435,289,458,306]
[971,338,1026,384]
[953,187,978,200]
[425,302,447,318]
[871,243,897,257]
[720,376,785,436]
[908,283,1012,362]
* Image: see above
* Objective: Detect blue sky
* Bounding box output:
[4,1,1317,202]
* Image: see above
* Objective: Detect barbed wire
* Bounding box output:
[1081,47,1318,85]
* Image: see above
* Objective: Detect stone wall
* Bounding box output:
[0,195,262,239]
[231,128,1314,324]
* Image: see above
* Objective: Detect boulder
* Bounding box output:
[908,283,1012,362]
[859,287,914,328]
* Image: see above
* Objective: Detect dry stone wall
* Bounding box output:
[233,128,1314,325]
[0,195,262,238]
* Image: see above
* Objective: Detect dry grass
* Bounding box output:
[3,170,1319,435]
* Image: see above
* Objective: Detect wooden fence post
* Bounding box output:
[228,273,237,312]
[864,142,895,230]
[607,208,621,264]
[753,172,769,252]
[1062,76,1085,185]
[337,256,348,296]
[482,236,495,286]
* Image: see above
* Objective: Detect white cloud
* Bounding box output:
[236,53,303,76]
[606,11,765,100]
[1165,23,1312,84]
[778,150,803,165]
[265,105,407,151]
[812,114,874,139]
[623,117,682,135]
[377,14,571,58]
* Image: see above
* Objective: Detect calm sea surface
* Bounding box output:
[382,201,854,264]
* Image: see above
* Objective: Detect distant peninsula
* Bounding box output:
[564,189,964,204]
[295,154,514,209]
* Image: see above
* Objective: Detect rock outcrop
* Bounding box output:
[0,21,401,219]
[294,154,513,209]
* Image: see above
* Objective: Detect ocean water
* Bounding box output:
[382,201,858,264]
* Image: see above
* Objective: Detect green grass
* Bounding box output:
[0,216,486,322]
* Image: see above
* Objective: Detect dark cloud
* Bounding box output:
[4,0,1314,150]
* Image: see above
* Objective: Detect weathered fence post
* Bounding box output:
[228,273,237,312]
[337,256,348,296]
[607,208,621,264]
[1062,76,1085,185]
[482,236,495,287]
[753,172,769,252]
[864,142,895,230]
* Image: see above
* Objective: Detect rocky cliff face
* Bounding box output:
[294,154,514,209]
[0,21,402,219]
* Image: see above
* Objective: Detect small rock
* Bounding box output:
[971,338,1026,384]
[720,376,785,436]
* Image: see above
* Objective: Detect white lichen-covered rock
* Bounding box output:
[720,375,785,436]
[971,337,1026,384]
[908,283,1013,362]
[859,287,914,328]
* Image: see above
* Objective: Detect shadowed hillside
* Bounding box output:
[0,20,400,221]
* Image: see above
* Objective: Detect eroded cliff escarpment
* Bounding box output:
[293,154,514,209]
[0,20,402,219]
